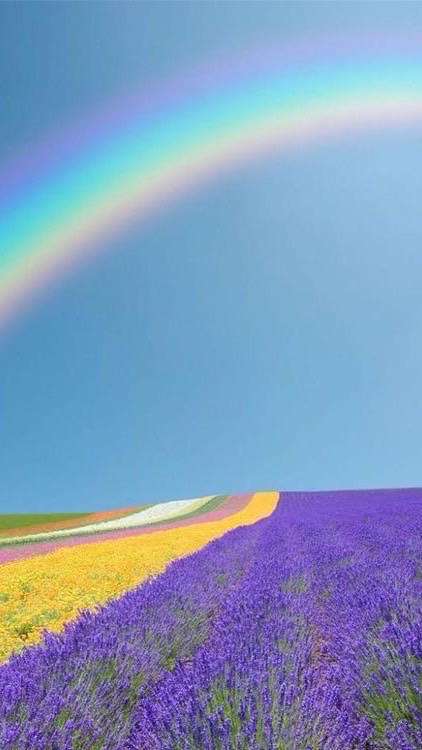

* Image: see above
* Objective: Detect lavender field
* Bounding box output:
[1,489,421,749]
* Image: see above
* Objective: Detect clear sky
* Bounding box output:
[1,2,422,513]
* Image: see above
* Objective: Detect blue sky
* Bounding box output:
[1,2,422,513]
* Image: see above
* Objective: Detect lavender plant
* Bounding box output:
[1,488,421,749]
[0,519,266,749]
[128,489,422,750]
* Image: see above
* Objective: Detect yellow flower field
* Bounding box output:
[0,491,278,664]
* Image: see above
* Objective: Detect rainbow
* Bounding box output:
[1,31,422,327]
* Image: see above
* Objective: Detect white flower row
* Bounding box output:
[1,495,215,546]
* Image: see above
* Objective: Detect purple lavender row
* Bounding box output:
[0,513,272,749]
[127,488,422,750]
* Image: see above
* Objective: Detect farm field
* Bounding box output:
[0,492,276,663]
[0,488,421,749]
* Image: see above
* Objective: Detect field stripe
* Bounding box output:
[0,491,279,663]
[0,496,214,546]
[0,494,245,564]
